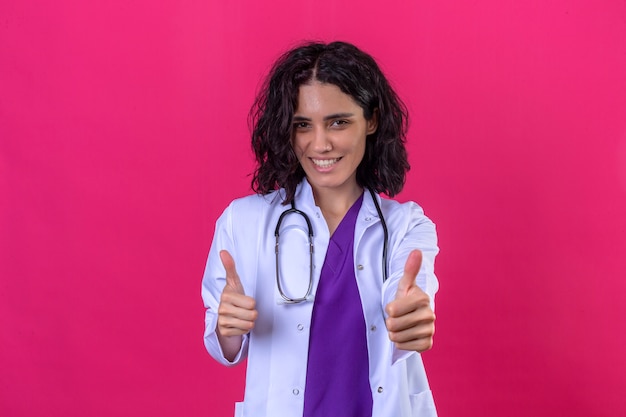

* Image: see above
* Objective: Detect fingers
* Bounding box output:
[386,303,435,353]
[386,305,435,333]
[386,249,434,352]
[217,250,257,337]
[388,327,435,352]
[220,288,257,310]
[386,287,430,318]
[218,291,258,336]
[396,249,423,296]
[220,250,244,293]
[217,312,258,337]
[387,249,427,317]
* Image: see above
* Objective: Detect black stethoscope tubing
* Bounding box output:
[274,188,389,303]
[367,187,389,283]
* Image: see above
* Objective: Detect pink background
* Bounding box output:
[2,1,626,416]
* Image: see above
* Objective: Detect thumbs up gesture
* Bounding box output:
[385,250,436,352]
[217,250,258,360]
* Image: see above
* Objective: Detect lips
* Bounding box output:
[311,158,340,168]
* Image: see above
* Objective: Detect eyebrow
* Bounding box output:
[292,113,355,122]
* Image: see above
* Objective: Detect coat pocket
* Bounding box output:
[409,389,437,416]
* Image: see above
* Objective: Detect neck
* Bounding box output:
[310,184,363,235]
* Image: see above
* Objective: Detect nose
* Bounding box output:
[311,126,331,153]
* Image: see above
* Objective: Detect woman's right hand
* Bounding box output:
[217,250,258,361]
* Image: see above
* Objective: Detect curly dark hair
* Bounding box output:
[250,41,410,204]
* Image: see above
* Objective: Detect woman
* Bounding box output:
[202,41,439,417]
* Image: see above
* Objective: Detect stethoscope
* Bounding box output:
[274,188,389,304]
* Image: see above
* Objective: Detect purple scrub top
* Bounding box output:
[303,194,373,417]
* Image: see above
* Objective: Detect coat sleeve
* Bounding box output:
[381,201,439,363]
[201,203,250,366]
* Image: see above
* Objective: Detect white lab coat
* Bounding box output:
[202,179,439,417]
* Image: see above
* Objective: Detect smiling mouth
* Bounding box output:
[311,158,340,168]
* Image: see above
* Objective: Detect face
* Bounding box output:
[292,81,377,197]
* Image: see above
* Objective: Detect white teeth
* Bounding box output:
[312,158,339,168]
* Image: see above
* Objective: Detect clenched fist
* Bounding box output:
[385,250,436,352]
[217,250,258,361]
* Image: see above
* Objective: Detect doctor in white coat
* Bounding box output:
[202,41,439,417]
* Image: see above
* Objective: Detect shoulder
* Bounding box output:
[379,197,431,226]
[225,189,285,213]
[378,196,439,272]
[214,190,286,243]
[377,196,437,244]
[216,190,287,233]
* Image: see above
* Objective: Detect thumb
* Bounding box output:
[219,250,244,294]
[396,250,423,297]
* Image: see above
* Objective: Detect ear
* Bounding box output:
[366,108,379,135]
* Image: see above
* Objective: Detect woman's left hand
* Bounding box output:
[384,250,436,352]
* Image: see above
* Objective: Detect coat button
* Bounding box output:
[297,324,304,331]
[357,264,364,270]
[377,386,383,393]
[293,388,300,395]
[370,325,377,332]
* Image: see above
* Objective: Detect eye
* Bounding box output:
[330,119,349,128]
[293,121,310,129]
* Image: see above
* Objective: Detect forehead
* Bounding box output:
[295,81,362,115]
